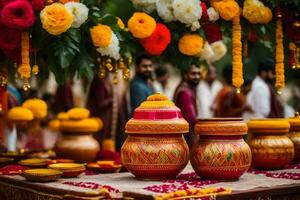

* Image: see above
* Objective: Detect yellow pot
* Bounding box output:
[248,119,294,169]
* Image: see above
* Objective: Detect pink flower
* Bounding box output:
[27,0,45,11]
[1,0,35,29]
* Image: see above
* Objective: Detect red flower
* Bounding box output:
[203,23,222,43]
[1,0,35,30]
[27,0,45,11]
[200,2,208,22]
[0,22,21,50]
[139,23,171,56]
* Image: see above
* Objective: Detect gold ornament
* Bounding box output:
[32,65,39,75]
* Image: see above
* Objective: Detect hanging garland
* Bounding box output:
[275,10,285,94]
[232,14,243,93]
[18,31,31,90]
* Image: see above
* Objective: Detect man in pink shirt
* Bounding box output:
[173,64,201,147]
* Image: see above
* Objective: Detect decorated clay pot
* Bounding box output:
[248,119,294,170]
[121,93,189,180]
[54,109,102,163]
[191,118,251,180]
[288,113,300,161]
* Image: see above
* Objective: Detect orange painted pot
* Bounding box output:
[191,118,251,180]
[121,94,189,180]
[248,119,294,169]
[289,113,300,162]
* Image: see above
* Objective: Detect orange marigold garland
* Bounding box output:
[18,31,31,90]
[275,14,285,93]
[232,15,243,93]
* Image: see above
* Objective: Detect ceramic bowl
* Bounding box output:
[22,168,62,182]
[48,163,85,178]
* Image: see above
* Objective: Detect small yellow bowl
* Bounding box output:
[23,168,62,182]
[48,163,85,178]
[19,158,48,167]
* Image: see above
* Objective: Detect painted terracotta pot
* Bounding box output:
[121,93,189,180]
[191,118,251,180]
[248,119,294,169]
[288,113,300,161]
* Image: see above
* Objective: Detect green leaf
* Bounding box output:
[48,63,66,85]
[67,29,81,43]
[53,41,75,69]
[227,151,233,161]
[101,15,118,26]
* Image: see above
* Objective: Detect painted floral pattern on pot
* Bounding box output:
[191,118,251,180]
[121,93,189,180]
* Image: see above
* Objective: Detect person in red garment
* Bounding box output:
[173,64,201,147]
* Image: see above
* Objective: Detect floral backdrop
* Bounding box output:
[0,0,299,90]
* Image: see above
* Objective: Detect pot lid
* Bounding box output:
[289,112,300,131]
[195,118,247,136]
[247,118,290,134]
[125,93,189,134]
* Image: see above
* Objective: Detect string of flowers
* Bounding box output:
[275,11,285,94]
[232,14,243,93]
[18,31,31,90]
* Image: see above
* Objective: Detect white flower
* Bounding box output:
[131,0,156,13]
[156,0,176,22]
[199,42,215,61]
[191,21,201,31]
[65,2,89,28]
[207,7,219,22]
[172,0,202,26]
[210,41,227,62]
[97,33,120,60]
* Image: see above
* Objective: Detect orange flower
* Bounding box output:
[178,34,204,56]
[90,24,112,48]
[59,0,79,4]
[128,12,156,39]
[212,0,239,21]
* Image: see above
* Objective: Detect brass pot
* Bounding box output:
[289,112,300,161]
[55,132,100,163]
[248,119,294,169]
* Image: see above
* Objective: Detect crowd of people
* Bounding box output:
[2,54,300,150]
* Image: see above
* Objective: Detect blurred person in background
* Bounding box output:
[197,65,222,118]
[153,65,173,99]
[243,59,284,120]
[53,80,74,114]
[214,65,253,118]
[129,54,154,113]
[174,64,201,147]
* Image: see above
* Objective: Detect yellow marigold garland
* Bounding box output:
[232,15,243,92]
[275,17,285,93]
[18,31,31,90]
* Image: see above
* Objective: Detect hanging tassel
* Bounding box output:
[232,15,243,93]
[18,31,31,91]
[275,12,285,94]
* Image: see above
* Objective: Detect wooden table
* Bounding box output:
[0,164,300,200]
